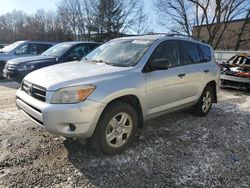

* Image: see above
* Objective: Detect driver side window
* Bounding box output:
[69,45,87,59]
[16,44,38,55]
[150,40,180,68]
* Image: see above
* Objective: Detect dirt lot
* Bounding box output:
[0,81,250,188]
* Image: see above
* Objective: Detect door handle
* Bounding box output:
[178,73,186,78]
[204,69,210,73]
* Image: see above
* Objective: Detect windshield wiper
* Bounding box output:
[91,59,114,66]
[90,59,129,67]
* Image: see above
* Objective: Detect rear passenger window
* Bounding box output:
[150,40,180,67]
[37,44,52,54]
[181,41,211,65]
[181,41,200,65]
[90,43,100,51]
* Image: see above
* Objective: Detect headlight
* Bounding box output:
[51,85,96,104]
[17,64,35,71]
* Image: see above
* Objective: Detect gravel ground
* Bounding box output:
[0,81,250,188]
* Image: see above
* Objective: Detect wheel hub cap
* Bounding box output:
[106,112,133,148]
[202,91,211,112]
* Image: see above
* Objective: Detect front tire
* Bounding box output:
[89,101,138,155]
[193,85,213,116]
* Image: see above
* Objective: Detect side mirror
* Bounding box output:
[76,55,83,61]
[15,49,23,55]
[68,54,78,61]
[150,59,170,70]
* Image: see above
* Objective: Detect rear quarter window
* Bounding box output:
[199,44,211,62]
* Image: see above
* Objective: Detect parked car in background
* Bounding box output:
[220,54,250,90]
[0,41,55,76]
[16,35,220,155]
[3,41,101,83]
[0,44,7,49]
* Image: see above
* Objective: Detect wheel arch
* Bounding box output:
[102,94,144,130]
[205,80,217,103]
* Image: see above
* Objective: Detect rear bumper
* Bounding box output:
[220,74,250,89]
[220,74,250,83]
[16,89,105,138]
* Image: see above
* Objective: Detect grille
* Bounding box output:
[22,81,46,102]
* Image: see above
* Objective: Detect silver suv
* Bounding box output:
[16,35,220,155]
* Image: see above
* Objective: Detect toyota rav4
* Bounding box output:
[16,35,220,155]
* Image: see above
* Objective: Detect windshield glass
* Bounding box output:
[42,43,73,57]
[0,41,25,53]
[85,39,153,67]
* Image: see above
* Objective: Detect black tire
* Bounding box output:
[193,85,213,116]
[89,101,138,155]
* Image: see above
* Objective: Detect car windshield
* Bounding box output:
[0,41,25,53]
[42,43,73,57]
[85,39,153,67]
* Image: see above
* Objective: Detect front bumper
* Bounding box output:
[16,89,105,138]
[3,68,26,82]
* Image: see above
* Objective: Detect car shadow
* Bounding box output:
[62,100,250,187]
[220,87,250,96]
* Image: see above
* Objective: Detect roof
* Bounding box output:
[25,40,57,44]
[57,41,102,45]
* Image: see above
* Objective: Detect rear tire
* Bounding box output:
[89,101,138,155]
[193,85,213,116]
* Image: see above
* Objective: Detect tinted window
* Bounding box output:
[89,43,100,51]
[150,40,180,67]
[68,45,88,58]
[181,41,211,65]
[199,44,211,62]
[17,44,38,55]
[36,44,53,54]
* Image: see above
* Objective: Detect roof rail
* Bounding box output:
[166,33,191,38]
[134,32,207,43]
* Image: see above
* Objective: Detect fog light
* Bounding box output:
[69,123,76,131]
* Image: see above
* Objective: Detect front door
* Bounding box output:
[145,40,187,116]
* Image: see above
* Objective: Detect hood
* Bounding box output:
[8,55,56,65]
[24,61,131,90]
[0,52,8,60]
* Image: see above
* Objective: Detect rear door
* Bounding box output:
[145,40,187,116]
[179,41,208,102]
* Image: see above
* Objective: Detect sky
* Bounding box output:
[0,0,154,16]
[0,0,59,14]
[0,0,160,32]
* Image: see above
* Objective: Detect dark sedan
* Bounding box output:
[3,41,101,82]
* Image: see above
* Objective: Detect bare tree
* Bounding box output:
[154,0,192,36]
[190,0,250,49]
[133,3,148,35]
[0,10,72,43]
[154,0,250,49]
[82,0,99,40]
[57,0,86,40]
[94,0,143,40]
[234,9,250,50]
